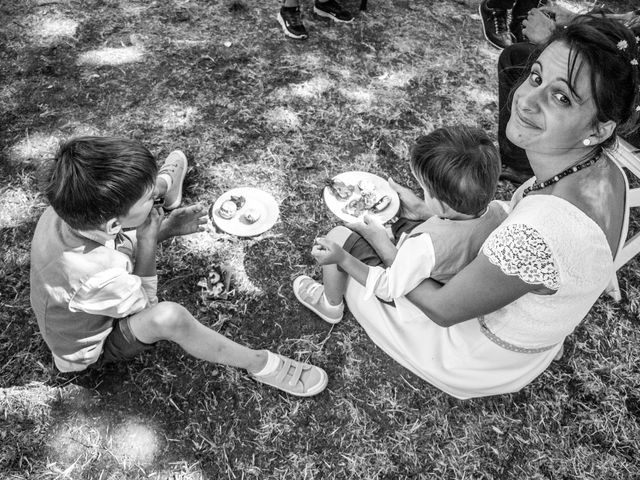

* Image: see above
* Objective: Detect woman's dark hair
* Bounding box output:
[45,136,157,229]
[410,126,501,216]
[519,15,640,149]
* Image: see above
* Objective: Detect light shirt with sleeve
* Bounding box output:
[364,200,509,301]
[30,207,158,372]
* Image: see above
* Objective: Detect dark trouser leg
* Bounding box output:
[498,42,536,173]
[486,0,515,9]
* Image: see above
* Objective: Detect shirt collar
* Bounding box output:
[74,227,118,249]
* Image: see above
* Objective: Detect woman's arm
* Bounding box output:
[405,253,546,327]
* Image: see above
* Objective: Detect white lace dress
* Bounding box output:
[344,186,614,399]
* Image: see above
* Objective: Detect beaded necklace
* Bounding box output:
[522,154,600,197]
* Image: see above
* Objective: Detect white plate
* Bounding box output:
[210,187,280,237]
[323,171,400,223]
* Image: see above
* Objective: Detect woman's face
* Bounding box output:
[506,41,599,155]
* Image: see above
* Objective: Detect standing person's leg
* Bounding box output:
[124,302,327,396]
[479,0,516,50]
[278,0,309,40]
[498,42,536,182]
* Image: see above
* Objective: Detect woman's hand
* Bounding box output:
[157,204,208,242]
[388,178,431,221]
[312,237,346,265]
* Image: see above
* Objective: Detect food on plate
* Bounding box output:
[218,200,238,219]
[342,197,367,217]
[358,179,376,195]
[242,208,261,224]
[230,195,246,209]
[326,173,396,219]
[371,195,391,212]
[326,178,354,200]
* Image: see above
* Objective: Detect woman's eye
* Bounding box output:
[552,92,570,105]
[529,71,542,85]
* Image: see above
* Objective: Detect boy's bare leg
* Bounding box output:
[128,303,267,372]
[126,302,328,396]
[322,226,352,305]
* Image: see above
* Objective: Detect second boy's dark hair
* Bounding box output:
[45,136,158,230]
[410,126,500,215]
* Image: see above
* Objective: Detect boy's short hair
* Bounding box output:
[410,126,501,215]
[45,136,158,230]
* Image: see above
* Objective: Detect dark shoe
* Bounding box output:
[277,6,308,40]
[479,0,514,50]
[499,165,533,186]
[314,0,354,23]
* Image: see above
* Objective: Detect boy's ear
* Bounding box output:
[104,218,122,235]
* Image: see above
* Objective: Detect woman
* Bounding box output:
[312,15,639,399]
[498,8,640,184]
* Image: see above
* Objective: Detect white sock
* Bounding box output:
[252,350,281,377]
[158,173,173,193]
[323,293,343,311]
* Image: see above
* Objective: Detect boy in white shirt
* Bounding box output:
[293,126,508,323]
[30,136,327,397]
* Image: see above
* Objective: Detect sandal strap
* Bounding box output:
[301,279,323,303]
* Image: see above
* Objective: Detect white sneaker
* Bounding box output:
[158,150,188,210]
[293,275,343,324]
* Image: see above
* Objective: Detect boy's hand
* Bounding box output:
[136,206,163,244]
[346,214,387,244]
[312,237,346,265]
[388,178,431,221]
[158,204,208,242]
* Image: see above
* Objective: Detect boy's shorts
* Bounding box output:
[340,218,422,305]
[340,217,421,270]
[90,316,156,368]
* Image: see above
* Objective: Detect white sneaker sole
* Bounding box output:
[277,12,308,39]
[313,6,354,23]
[293,276,343,324]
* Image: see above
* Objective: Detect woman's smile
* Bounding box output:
[514,107,541,130]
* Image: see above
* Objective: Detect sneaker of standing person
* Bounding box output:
[479,0,514,50]
[314,0,354,23]
[278,5,309,40]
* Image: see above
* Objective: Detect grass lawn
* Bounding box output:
[1,0,640,478]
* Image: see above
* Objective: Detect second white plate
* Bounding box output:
[210,187,279,237]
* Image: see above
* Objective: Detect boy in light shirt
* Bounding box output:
[30,136,327,396]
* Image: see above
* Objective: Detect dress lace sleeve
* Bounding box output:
[482,223,560,290]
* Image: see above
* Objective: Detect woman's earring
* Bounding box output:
[583,138,591,146]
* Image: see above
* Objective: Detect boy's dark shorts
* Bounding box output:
[90,316,156,369]
[340,217,422,270]
[339,218,422,306]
